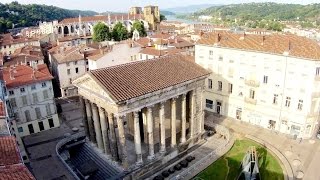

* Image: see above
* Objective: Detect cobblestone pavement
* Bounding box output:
[24,98,83,180]
[206,112,320,180]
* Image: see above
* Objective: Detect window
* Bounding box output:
[43,90,48,99]
[14,112,19,120]
[218,55,223,61]
[42,82,47,87]
[86,68,89,71]
[20,88,25,93]
[209,50,213,56]
[263,75,268,84]
[31,85,36,90]
[208,79,213,89]
[46,104,51,115]
[69,78,72,84]
[22,96,27,105]
[25,110,31,122]
[35,107,41,119]
[298,100,303,110]
[32,93,38,103]
[18,127,23,132]
[228,83,233,94]
[74,61,77,65]
[316,67,320,76]
[48,118,54,128]
[38,121,44,131]
[218,81,222,91]
[250,89,255,99]
[285,97,291,107]
[67,69,71,75]
[9,98,17,108]
[28,124,34,134]
[75,67,79,73]
[66,62,70,66]
[9,90,14,95]
[273,94,278,104]
[206,99,213,109]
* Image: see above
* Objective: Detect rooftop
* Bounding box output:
[0,136,21,166]
[0,164,35,180]
[0,33,38,47]
[52,47,84,63]
[198,32,320,60]
[3,64,53,88]
[139,47,183,56]
[60,14,144,24]
[89,54,210,102]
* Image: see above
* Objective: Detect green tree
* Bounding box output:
[160,14,166,21]
[130,21,146,38]
[93,22,110,42]
[111,22,128,41]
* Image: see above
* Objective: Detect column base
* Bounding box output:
[180,138,186,144]
[159,148,166,155]
[147,154,155,160]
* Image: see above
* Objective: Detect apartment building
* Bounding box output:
[195,32,320,138]
[4,64,59,137]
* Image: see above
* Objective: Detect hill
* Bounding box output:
[193,2,320,22]
[164,4,221,14]
[0,1,98,33]
[160,10,175,16]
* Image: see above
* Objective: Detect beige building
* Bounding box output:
[129,7,143,15]
[73,55,209,177]
[143,6,160,31]
[0,33,40,56]
[196,32,320,139]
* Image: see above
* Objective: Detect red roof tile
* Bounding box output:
[0,164,35,180]
[0,136,21,166]
[198,32,320,60]
[139,47,183,56]
[89,54,210,102]
[3,64,53,88]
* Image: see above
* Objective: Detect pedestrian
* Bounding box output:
[299,137,302,144]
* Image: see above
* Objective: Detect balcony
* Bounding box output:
[245,97,257,105]
[245,79,260,87]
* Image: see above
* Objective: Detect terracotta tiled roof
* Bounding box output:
[0,136,21,166]
[0,100,6,117]
[4,55,43,67]
[135,37,153,47]
[0,33,38,47]
[89,54,210,102]
[0,164,35,180]
[198,32,320,60]
[3,64,53,88]
[139,47,183,56]
[60,14,144,24]
[52,47,84,63]
[150,33,172,39]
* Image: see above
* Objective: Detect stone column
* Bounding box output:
[133,111,143,165]
[108,113,119,161]
[99,107,111,155]
[171,98,177,148]
[92,104,103,150]
[189,90,195,139]
[147,106,155,160]
[115,114,128,169]
[181,94,187,143]
[80,97,89,138]
[85,99,95,142]
[199,88,205,134]
[159,102,166,154]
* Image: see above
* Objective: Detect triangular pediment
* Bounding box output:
[73,74,116,104]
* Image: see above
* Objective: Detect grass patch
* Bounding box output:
[195,139,284,180]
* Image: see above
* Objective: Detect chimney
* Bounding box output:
[261,35,266,45]
[9,68,14,80]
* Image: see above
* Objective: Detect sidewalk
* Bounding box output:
[205,113,320,180]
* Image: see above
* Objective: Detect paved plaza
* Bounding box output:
[24,98,82,180]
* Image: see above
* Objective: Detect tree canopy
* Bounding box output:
[160,14,167,21]
[111,22,128,41]
[130,21,146,37]
[93,22,110,42]
[0,1,97,33]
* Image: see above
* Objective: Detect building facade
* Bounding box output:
[4,64,59,137]
[195,32,320,139]
[73,55,209,177]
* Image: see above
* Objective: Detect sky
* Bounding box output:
[1,0,319,12]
